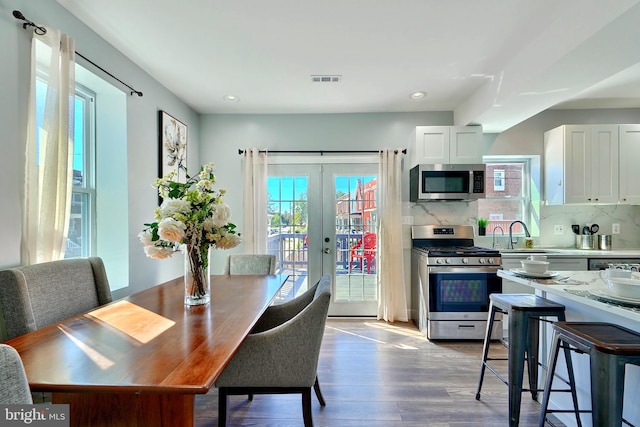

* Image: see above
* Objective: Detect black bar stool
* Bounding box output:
[476,294,581,427]
[540,322,640,427]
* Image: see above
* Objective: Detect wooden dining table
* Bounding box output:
[4,274,288,427]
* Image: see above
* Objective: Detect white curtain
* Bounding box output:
[22,27,76,265]
[242,148,268,253]
[377,149,408,322]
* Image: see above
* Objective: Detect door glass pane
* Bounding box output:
[335,175,377,302]
[267,176,308,297]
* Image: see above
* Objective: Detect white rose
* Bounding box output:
[159,198,192,218]
[202,217,214,233]
[211,204,231,227]
[143,244,174,259]
[138,230,153,246]
[216,233,241,249]
[158,218,186,243]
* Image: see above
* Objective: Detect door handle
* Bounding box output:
[324,248,331,254]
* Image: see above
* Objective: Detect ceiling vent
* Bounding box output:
[311,75,342,83]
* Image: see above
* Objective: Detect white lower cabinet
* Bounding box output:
[501,257,588,272]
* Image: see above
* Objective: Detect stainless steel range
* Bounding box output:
[411,225,503,340]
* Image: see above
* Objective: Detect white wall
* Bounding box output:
[2,0,640,311]
[0,0,200,296]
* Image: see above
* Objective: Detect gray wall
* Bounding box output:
[0,0,200,295]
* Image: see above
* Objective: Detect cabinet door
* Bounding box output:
[412,126,450,165]
[548,258,588,271]
[449,126,482,163]
[564,126,590,203]
[501,257,587,271]
[589,125,618,203]
[619,124,640,204]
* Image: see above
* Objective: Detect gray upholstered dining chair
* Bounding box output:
[222,254,277,275]
[215,274,332,427]
[0,344,33,404]
[0,257,113,340]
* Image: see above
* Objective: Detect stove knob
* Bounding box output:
[488,257,495,264]
[479,258,486,264]
[436,258,443,264]
[445,258,452,264]
[462,258,469,264]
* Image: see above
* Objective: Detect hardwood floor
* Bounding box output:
[194,319,554,426]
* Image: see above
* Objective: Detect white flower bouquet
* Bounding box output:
[139,163,241,303]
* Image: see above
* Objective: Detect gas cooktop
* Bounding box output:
[412,246,499,257]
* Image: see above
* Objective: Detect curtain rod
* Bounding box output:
[238,149,407,155]
[13,10,143,97]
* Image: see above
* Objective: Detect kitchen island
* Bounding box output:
[498,269,640,427]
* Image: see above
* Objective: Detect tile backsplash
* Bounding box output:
[538,204,640,249]
[409,202,640,250]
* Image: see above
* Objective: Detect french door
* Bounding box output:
[267,162,378,316]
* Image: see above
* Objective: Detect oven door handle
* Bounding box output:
[428,266,500,274]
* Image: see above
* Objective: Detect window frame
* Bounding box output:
[480,156,535,237]
[36,70,97,259]
[68,83,97,258]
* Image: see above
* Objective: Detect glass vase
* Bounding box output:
[184,244,211,306]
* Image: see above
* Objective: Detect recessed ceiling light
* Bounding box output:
[223,95,239,102]
[410,91,427,100]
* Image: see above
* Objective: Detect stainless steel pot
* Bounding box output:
[598,234,612,251]
[576,235,595,250]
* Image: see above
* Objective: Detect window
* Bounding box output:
[34,54,129,291]
[67,85,96,258]
[478,156,540,236]
[493,169,505,191]
[35,77,96,259]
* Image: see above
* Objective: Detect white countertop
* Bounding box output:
[498,269,640,323]
[500,248,640,257]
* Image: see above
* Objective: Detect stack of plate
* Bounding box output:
[510,269,560,279]
[588,288,640,305]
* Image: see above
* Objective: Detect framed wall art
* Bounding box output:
[158,110,188,181]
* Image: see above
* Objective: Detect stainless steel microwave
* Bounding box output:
[410,164,486,201]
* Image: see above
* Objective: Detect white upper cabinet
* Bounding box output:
[619,124,640,204]
[544,125,618,205]
[410,126,482,166]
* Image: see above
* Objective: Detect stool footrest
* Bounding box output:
[482,364,508,386]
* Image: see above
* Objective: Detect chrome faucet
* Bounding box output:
[492,226,505,249]
[508,221,531,249]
